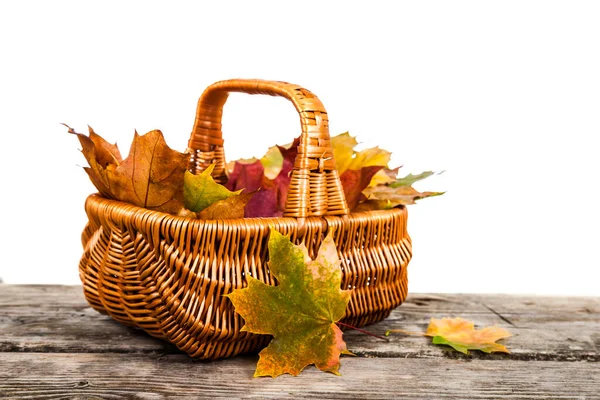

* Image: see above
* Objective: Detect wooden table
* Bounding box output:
[1,285,598,399]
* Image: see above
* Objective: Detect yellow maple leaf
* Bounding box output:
[331,132,359,175]
[426,317,512,354]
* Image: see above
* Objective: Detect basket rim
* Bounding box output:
[84,193,406,223]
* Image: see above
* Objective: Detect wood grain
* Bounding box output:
[1,353,598,399]
[1,285,598,399]
[1,285,598,361]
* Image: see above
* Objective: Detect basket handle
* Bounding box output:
[187,79,349,218]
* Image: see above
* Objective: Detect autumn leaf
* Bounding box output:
[339,166,383,210]
[260,145,284,180]
[184,164,242,212]
[386,317,511,354]
[224,132,443,216]
[197,192,254,220]
[273,137,299,211]
[331,132,391,174]
[226,159,264,192]
[225,230,352,377]
[353,199,394,212]
[347,146,393,189]
[360,169,444,209]
[68,125,188,214]
[70,125,444,217]
[390,171,439,188]
[85,126,123,166]
[330,132,396,200]
[363,185,444,206]
[244,188,280,218]
[426,318,511,354]
[66,124,120,198]
[226,159,279,218]
[331,132,358,175]
[369,166,400,187]
[226,136,299,217]
[348,146,391,171]
[108,130,189,214]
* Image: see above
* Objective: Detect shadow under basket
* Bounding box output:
[78,79,413,360]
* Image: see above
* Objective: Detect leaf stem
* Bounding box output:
[384,329,429,337]
[336,321,388,341]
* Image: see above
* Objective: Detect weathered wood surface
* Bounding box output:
[0,285,598,399]
[2,354,599,399]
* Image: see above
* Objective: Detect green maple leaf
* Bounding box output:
[183,164,242,212]
[390,171,436,188]
[225,229,352,377]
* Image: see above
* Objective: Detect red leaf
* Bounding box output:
[244,188,280,218]
[340,166,384,210]
[274,136,300,210]
[226,159,265,192]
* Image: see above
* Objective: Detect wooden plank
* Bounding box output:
[1,285,598,361]
[1,353,598,399]
[0,285,84,307]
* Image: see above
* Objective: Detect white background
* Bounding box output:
[0,1,598,295]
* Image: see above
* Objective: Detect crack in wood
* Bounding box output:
[352,349,600,362]
[482,303,517,327]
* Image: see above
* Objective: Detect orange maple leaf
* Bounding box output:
[426,317,512,354]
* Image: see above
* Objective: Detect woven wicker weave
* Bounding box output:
[79,79,412,359]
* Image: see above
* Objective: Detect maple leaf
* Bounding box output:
[348,146,391,171]
[226,136,300,218]
[331,132,391,177]
[225,159,279,218]
[346,147,392,190]
[85,126,123,166]
[225,230,352,377]
[353,199,394,212]
[66,124,121,198]
[360,170,444,208]
[108,130,189,214]
[386,317,511,354]
[330,132,396,206]
[331,132,358,175]
[339,166,384,210]
[363,185,444,206]
[197,192,254,220]
[244,188,280,218]
[226,159,264,192]
[184,164,242,213]
[369,166,400,187]
[390,171,436,188]
[260,145,284,180]
[68,125,188,214]
[426,317,512,354]
[272,137,299,211]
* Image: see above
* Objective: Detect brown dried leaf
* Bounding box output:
[66,124,119,198]
[86,126,122,165]
[108,130,188,213]
[363,185,444,206]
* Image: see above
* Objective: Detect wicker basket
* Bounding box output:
[79,79,412,360]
